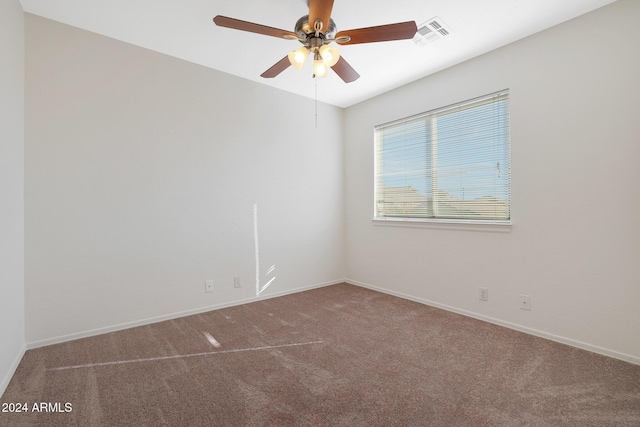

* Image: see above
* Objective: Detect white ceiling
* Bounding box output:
[20,0,617,108]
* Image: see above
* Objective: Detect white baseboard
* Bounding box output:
[346,279,640,366]
[26,278,637,365]
[0,344,26,399]
[27,279,345,350]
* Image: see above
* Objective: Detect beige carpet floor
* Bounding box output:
[2,283,639,426]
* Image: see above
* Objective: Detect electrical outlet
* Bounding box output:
[520,294,531,310]
[479,287,488,301]
[234,277,241,288]
[205,280,214,293]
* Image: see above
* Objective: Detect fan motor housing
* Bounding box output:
[294,15,337,41]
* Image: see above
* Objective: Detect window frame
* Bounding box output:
[373,90,512,227]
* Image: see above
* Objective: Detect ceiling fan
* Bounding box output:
[213,0,417,83]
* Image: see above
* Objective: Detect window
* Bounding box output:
[374,90,510,224]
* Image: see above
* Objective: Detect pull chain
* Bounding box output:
[315,77,318,128]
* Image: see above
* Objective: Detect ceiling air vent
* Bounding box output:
[413,17,452,46]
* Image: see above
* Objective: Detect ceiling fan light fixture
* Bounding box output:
[319,44,340,67]
[213,0,419,83]
[288,46,309,69]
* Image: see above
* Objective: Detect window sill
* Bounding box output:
[372,217,512,233]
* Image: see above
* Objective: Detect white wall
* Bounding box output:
[345,0,640,363]
[0,0,26,397]
[25,15,345,345]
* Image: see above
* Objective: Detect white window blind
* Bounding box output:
[374,90,510,223]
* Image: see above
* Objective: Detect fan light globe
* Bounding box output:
[319,45,340,67]
[288,47,309,69]
[313,58,328,78]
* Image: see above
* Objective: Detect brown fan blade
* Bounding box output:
[336,21,417,45]
[308,0,334,32]
[261,56,292,78]
[331,56,360,83]
[213,16,298,40]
